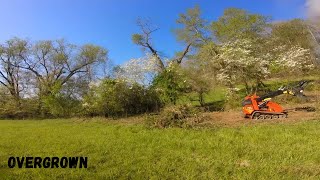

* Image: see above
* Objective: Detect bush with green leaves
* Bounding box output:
[42,94,81,118]
[0,94,39,119]
[152,63,189,105]
[83,79,162,118]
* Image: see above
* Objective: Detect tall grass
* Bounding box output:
[1,119,320,179]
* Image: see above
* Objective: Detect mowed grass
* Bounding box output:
[1,119,320,179]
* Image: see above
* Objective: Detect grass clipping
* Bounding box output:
[145,105,209,128]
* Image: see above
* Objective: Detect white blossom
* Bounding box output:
[274,46,314,71]
[114,53,159,86]
[214,39,270,86]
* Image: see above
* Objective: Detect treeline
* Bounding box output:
[0,6,319,118]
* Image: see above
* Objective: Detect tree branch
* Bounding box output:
[0,79,8,87]
[60,61,93,85]
[176,43,192,64]
[0,70,10,83]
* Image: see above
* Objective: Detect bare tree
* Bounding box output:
[132,6,208,71]
[132,18,165,72]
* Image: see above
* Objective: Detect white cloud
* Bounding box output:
[306,0,320,19]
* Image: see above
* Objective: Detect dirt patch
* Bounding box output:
[74,102,319,128]
[201,103,319,127]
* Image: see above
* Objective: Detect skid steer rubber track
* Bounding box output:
[251,111,288,120]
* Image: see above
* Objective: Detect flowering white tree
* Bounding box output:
[114,53,161,86]
[274,46,314,72]
[213,39,269,90]
[212,38,314,91]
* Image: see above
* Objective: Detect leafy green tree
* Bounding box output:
[0,38,28,104]
[21,40,107,96]
[272,19,320,67]
[212,39,270,91]
[182,61,211,107]
[174,5,209,63]
[272,19,312,49]
[152,63,188,105]
[211,8,269,42]
[15,40,108,115]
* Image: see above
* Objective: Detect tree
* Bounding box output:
[113,53,159,86]
[0,38,28,103]
[7,39,108,116]
[211,8,269,42]
[0,37,109,118]
[272,45,314,76]
[132,19,165,72]
[132,6,208,70]
[210,39,270,92]
[272,19,312,49]
[16,39,108,96]
[183,59,212,107]
[272,19,320,67]
[174,5,209,63]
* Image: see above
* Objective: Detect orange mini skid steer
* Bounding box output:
[242,81,310,119]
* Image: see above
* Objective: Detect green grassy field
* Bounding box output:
[1,119,320,179]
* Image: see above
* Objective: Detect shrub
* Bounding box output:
[223,89,243,110]
[42,94,82,118]
[152,63,189,105]
[0,97,39,119]
[83,79,162,118]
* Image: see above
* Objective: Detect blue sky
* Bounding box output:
[0,0,306,65]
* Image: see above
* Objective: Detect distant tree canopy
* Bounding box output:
[0,38,108,117]
[211,8,270,42]
[272,19,312,49]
